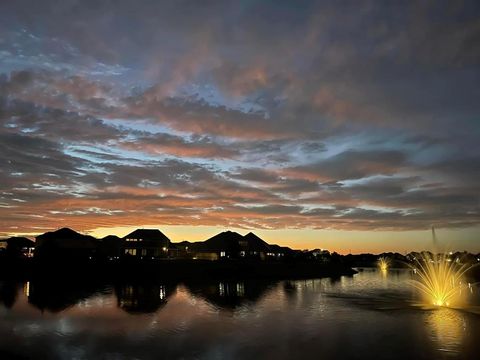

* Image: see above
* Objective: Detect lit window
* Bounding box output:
[125,249,137,256]
[141,249,147,256]
[220,251,226,257]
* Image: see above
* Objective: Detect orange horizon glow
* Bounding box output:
[4,224,480,255]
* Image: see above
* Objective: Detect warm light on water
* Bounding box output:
[425,308,466,355]
[410,252,473,308]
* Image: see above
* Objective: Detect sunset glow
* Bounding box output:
[1,3,480,359]
[0,1,479,253]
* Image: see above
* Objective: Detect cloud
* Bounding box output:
[0,70,117,115]
[123,93,281,140]
[283,150,408,182]
[0,0,479,236]
[120,133,237,159]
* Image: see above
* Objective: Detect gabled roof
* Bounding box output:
[4,236,35,248]
[37,227,95,241]
[101,235,122,241]
[123,229,170,242]
[242,232,270,252]
[176,241,192,246]
[36,228,97,249]
[100,235,123,248]
[196,231,243,252]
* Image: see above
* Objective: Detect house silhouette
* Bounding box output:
[122,229,170,258]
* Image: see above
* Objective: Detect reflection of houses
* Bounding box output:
[0,237,35,258]
[35,228,98,260]
[184,280,275,309]
[116,283,173,314]
[0,281,18,309]
[27,280,106,312]
[122,229,170,258]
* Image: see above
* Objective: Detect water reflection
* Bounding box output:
[23,281,30,297]
[2,279,276,313]
[425,308,466,355]
[27,280,109,313]
[115,283,175,314]
[0,281,18,309]
[283,280,296,292]
[0,271,479,359]
[329,276,342,285]
[184,280,276,309]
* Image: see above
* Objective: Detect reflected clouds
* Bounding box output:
[1,271,480,359]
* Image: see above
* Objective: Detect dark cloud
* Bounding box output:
[0,0,479,235]
[230,168,279,184]
[123,94,280,139]
[0,97,119,143]
[0,132,84,177]
[285,150,408,182]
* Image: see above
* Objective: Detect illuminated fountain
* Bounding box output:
[410,252,472,307]
[377,257,390,272]
[410,228,475,307]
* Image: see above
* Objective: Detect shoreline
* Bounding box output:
[0,258,357,282]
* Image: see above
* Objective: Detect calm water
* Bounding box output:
[1,269,479,360]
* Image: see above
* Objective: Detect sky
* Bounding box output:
[0,0,479,253]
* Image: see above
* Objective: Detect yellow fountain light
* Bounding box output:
[410,252,474,308]
[377,257,390,272]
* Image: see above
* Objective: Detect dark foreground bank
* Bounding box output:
[0,257,357,282]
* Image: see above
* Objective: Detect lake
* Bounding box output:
[1,268,479,359]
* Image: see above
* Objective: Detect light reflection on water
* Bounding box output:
[0,269,479,359]
[425,308,466,356]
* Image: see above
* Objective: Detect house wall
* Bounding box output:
[194,252,219,261]
[123,246,167,258]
